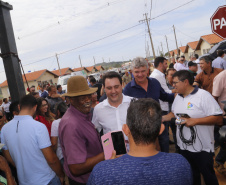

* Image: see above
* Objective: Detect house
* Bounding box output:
[179,46,188,60]
[51,67,74,76]
[185,41,199,58]
[0,69,58,98]
[95,65,105,72]
[195,33,223,56]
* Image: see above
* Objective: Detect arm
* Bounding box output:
[162,112,175,122]
[159,87,174,103]
[2,150,15,167]
[193,73,201,87]
[41,147,64,183]
[50,137,58,152]
[181,115,223,127]
[0,156,16,185]
[69,152,104,176]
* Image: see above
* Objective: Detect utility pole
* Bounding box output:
[102,58,104,63]
[165,35,170,57]
[79,55,82,68]
[161,42,164,55]
[173,25,180,57]
[158,46,160,56]
[55,53,61,76]
[109,58,110,62]
[139,13,156,59]
[93,56,96,66]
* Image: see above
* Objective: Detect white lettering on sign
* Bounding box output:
[213,17,226,30]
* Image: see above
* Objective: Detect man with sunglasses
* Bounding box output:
[174,57,188,71]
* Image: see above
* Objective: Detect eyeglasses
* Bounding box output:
[172,81,180,85]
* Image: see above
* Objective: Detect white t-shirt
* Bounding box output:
[150,69,171,111]
[195,59,202,74]
[174,63,188,71]
[51,119,63,160]
[1,115,55,185]
[2,102,10,113]
[172,87,222,153]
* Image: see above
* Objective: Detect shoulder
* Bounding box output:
[215,68,223,73]
[148,77,161,86]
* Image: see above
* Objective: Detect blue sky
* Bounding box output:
[0,0,225,83]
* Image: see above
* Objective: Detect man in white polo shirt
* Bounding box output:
[92,71,133,144]
[163,70,223,185]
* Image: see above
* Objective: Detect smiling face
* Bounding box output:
[104,77,123,106]
[132,66,148,84]
[70,94,92,114]
[40,100,48,114]
[167,70,176,85]
[172,77,187,94]
[199,59,210,71]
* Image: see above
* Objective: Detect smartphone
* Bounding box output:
[111,131,127,155]
[176,113,190,118]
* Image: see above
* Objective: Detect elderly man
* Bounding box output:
[163,70,223,185]
[59,76,104,185]
[123,57,174,153]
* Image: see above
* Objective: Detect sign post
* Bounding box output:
[210,5,226,39]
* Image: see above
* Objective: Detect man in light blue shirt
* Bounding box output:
[1,95,64,185]
[212,49,226,69]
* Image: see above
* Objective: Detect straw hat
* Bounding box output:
[62,76,97,97]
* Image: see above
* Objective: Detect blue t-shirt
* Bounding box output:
[123,78,174,103]
[88,152,192,185]
[1,115,55,185]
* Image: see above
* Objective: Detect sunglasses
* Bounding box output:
[0,115,3,119]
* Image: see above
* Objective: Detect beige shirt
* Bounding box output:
[212,70,226,113]
[122,74,132,85]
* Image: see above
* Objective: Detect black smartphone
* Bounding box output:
[176,113,190,118]
[111,131,127,155]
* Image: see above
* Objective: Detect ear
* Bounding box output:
[159,123,165,135]
[122,124,130,136]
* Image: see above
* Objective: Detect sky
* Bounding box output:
[0,0,225,83]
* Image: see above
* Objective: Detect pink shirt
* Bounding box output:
[212,70,226,113]
[58,106,103,183]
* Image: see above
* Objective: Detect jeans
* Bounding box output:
[48,175,61,185]
[158,111,169,153]
[180,150,218,185]
[215,148,226,164]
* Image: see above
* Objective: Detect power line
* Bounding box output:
[17,0,128,40]
[148,0,195,21]
[175,27,197,40]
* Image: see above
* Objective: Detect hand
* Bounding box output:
[59,176,65,185]
[110,150,116,159]
[181,118,197,127]
[0,156,10,172]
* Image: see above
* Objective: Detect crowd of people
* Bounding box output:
[0,52,225,185]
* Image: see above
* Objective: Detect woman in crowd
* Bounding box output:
[35,97,54,137]
[51,102,68,165]
[2,98,11,121]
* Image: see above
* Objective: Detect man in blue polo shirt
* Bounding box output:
[123,57,174,152]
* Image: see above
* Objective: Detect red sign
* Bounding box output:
[210,5,226,39]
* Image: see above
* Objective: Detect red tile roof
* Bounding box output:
[169,51,174,56]
[51,67,74,76]
[72,67,89,72]
[0,69,58,88]
[179,46,186,53]
[173,49,179,55]
[95,65,104,71]
[86,66,94,72]
[187,41,199,50]
[196,33,224,50]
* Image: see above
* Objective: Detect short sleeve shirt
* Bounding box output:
[172,87,223,153]
[194,68,222,94]
[1,115,55,185]
[212,70,226,113]
[58,106,103,184]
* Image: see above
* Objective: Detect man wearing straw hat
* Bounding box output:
[59,76,104,185]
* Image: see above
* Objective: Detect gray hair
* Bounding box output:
[131,57,148,70]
